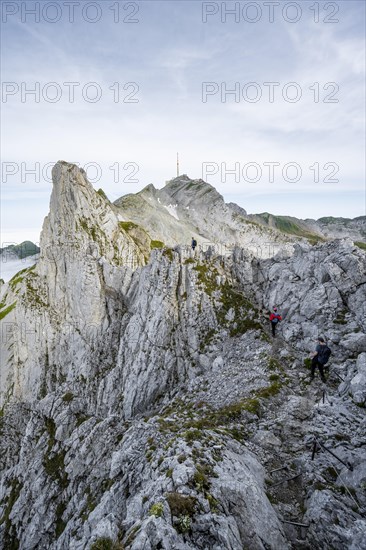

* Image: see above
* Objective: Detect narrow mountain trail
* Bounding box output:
[175,250,365,541]
[260,330,366,542]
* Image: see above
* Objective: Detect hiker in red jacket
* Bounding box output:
[269,307,282,337]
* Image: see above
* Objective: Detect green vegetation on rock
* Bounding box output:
[43,451,68,488]
[8,264,36,293]
[176,515,191,533]
[0,302,17,320]
[166,493,196,518]
[157,372,285,454]
[194,263,219,296]
[206,493,219,513]
[163,248,174,261]
[24,272,49,309]
[62,392,74,402]
[255,213,324,244]
[149,502,164,517]
[90,538,124,550]
[0,478,23,549]
[42,417,68,488]
[80,218,103,244]
[333,309,348,325]
[55,501,67,538]
[192,262,262,338]
[124,525,141,546]
[192,464,213,492]
[119,221,139,232]
[97,188,109,201]
[150,240,165,249]
[354,241,366,250]
[119,221,152,263]
[218,282,261,336]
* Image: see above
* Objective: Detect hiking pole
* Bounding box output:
[311,440,317,461]
[333,371,344,382]
[321,389,333,407]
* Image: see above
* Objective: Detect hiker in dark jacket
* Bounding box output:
[269,307,282,337]
[310,337,331,382]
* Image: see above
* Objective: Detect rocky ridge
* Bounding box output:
[248,213,366,245]
[114,175,298,259]
[0,162,365,550]
[114,176,365,252]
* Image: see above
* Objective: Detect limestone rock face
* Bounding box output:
[0,162,365,550]
[0,162,148,407]
[315,216,366,242]
[232,239,366,355]
[349,353,366,405]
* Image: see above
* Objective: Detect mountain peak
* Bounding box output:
[161,176,223,203]
[165,174,191,184]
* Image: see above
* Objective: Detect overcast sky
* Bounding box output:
[1,0,365,245]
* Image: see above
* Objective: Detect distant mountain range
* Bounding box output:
[112,174,365,249]
[0,241,40,260]
[0,241,40,282]
[247,212,366,246]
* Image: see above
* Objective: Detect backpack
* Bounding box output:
[192,239,197,247]
[272,314,281,324]
[318,345,331,365]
